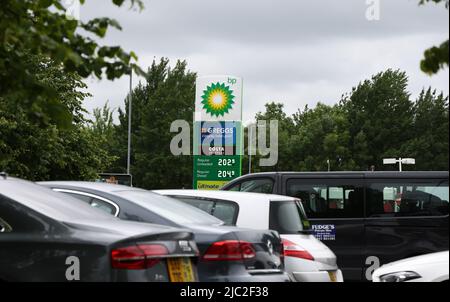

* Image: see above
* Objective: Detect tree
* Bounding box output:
[400,88,449,170]
[0,0,144,128]
[0,54,115,180]
[91,102,116,138]
[115,58,197,189]
[341,69,415,170]
[251,102,295,172]
[88,102,120,171]
[291,103,354,171]
[419,0,449,74]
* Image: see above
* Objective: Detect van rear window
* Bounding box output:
[269,200,311,234]
[367,180,449,217]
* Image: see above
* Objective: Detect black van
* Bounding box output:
[222,171,449,281]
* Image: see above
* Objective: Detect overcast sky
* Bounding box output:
[79,0,449,122]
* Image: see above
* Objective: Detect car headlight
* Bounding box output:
[379,271,422,282]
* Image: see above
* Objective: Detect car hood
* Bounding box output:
[380,251,449,269]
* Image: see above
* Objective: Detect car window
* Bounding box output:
[269,200,311,234]
[172,196,238,226]
[286,179,364,219]
[0,216,12,233]
[176,198,215,214]
[0,194,53,233]
[367,179,449,217]
[90,197,117,216]
[64,192,92,203]
[114,190,224,225]
[58,191,119,216]
[227,178,274,193]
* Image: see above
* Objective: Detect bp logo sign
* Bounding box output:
[201,82,235,117]
[193,75,243,190]
[195,76,242,122]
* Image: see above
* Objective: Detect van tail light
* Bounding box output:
[112,244,169,269]
[202,240,256,261]
[282,239,314,261]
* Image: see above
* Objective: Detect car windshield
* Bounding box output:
[114,190,224,226]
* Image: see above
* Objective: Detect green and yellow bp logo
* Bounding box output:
[201,82,235,117]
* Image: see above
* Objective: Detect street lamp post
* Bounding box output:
[383,158,416,171]
[248,125,253,174]
[127,65,133,176]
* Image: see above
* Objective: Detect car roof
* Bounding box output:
[39,181,145,193]
[154,189,297,203]
[231,171,449,178]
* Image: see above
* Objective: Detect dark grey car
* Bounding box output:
[0,176,199,282]
[39,181,291,282]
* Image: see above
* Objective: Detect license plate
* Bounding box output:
[328,271,337,282]
[167,258,195,282]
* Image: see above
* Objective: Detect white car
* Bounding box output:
[155,190,344,282]
[372,251,449,282]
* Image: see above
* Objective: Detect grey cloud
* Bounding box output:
[80,0,447,52]
[80,0,449,122]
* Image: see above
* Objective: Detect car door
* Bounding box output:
[0,194,57,281]
[364,177,449,281]
[281,175,366,281]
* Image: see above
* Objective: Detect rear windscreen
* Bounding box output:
[114,190,224,225]
[269,200,311,234]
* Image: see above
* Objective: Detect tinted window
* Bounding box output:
[89,197,116,215]
[367,179,449,217]
[58,192,118,216]
[287,179,364,218]
[0,180,113,222]
[0,194,52,233]
[174,196,238,226]
[64,192,92,203]
[0,216,12,233]
[269,200,311,234]
[114,190,224,225]
[228,178,274,193]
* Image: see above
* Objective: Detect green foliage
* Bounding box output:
[112,58,197,189]
[418,0,449,74]
[291,103,354,171]
[420,40,449,75]
[0,55,115,180]
[249,69,448,172]
[400,89,449,170]
[250,103,295,172]
[91,102,116,138]
[419,0,449,7]
[0,0,144,128]
[341,69,415,170]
